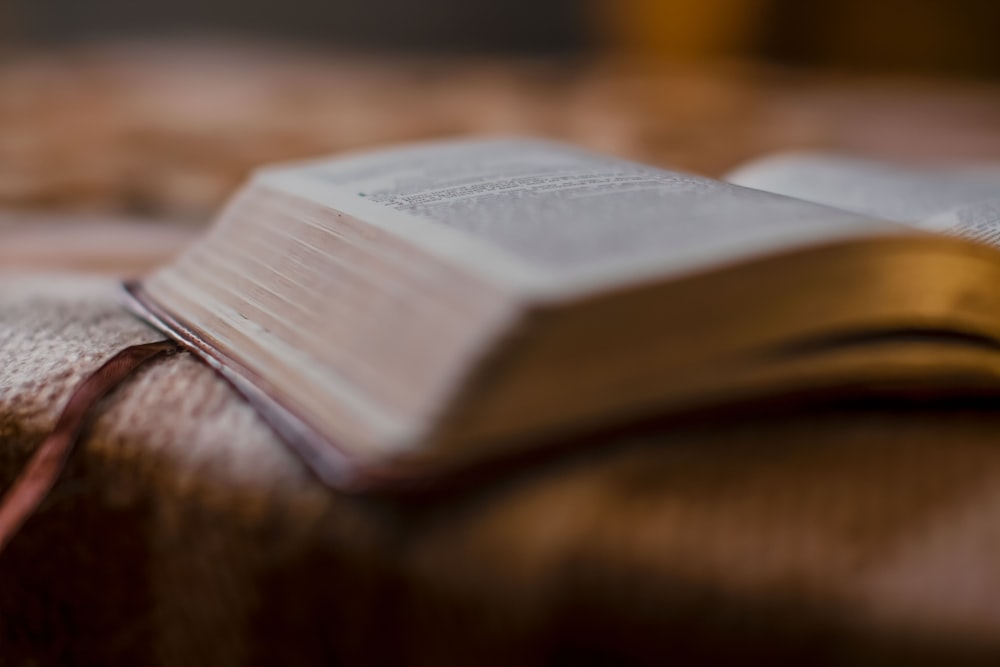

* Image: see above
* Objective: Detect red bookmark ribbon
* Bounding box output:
[0,340,177,552]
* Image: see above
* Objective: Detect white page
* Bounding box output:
[727,153,1000,239]
[922,198,1000,242]
[259,139,900,297]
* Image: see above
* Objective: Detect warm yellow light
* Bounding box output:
[601,0,769,60]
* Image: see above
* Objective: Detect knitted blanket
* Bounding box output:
[5,272,1000,665]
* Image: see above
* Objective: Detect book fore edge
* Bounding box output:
[119,281,388,493]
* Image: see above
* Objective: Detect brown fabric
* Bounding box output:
[4,274,1000,665]
[0,339,175,552]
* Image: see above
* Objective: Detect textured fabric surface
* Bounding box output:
[5,272,1000,664]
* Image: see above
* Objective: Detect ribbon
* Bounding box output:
[0,340,178,552]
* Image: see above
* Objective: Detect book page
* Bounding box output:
[727,153,1000,239]
[259,139,900,294]
[922,198,1000,243]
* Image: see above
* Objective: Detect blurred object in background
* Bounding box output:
[604,0,770,62]
[9,0,1000,74]
[604,0,1000,77]
[762,0,1000,77]
[5,0,585,53]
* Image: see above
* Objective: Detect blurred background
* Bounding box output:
[8,0,1000,72]
[1,0,1000,226]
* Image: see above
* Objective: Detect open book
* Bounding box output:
[124,138,1000,490]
